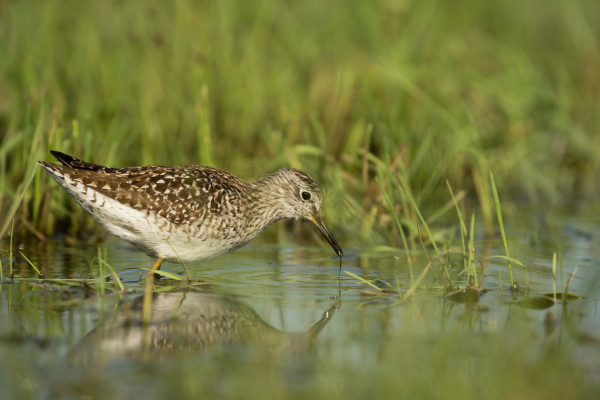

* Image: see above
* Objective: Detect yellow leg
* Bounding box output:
[147,257,163,280]
[142,257,164,326]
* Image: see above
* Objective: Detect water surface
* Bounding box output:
[1,216,600,398]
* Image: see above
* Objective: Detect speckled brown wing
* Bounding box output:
[52,164,250,226]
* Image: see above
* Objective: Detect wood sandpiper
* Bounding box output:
[39,151,343,275]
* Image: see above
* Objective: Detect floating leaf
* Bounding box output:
[516,296,555,310]
[543,292,583,301]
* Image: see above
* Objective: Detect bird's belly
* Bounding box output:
[142,228,250,263]
[98,205,251,263]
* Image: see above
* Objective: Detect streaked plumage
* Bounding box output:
[38,151,342,268]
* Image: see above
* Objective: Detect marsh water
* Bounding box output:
[1,213,600,399]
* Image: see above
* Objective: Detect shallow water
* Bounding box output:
[1,215,600,399]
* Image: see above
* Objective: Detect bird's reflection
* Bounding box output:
[70,287,339,363]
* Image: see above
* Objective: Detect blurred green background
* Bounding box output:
[1,0,599,243]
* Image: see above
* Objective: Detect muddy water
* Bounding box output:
[1,216,600,398]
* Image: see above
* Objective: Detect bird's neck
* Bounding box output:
[247,176,289,229]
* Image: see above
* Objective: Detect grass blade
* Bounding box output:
[343,270,383,292]
[490,171,515,286]
[19,251,43,278]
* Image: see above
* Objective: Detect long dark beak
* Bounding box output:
[310,212,343,257]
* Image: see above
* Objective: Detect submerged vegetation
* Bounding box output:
[1,0,600,399]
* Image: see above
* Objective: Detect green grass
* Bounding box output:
[0,0,599,243]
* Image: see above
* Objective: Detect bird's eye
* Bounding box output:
[301,191,311,201]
